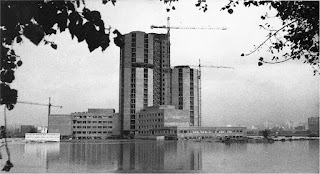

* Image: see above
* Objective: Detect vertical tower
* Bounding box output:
[152,34,171,106]
[171,66,199,126]
[119,31,170,134]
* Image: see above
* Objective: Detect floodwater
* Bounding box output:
[1,139,319,173]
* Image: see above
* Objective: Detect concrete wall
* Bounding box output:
[88,109,114,114]
[48,114,72,136]
[171,68,179,109]
[112,113,121,135]
[163,109,190,127]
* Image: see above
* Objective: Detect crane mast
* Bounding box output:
[151,17,230,127]
[17,97,62,132]
[184,60,234,127]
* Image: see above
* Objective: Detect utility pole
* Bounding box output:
[17,97,62,133]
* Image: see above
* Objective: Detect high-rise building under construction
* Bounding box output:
[119,31,171,134]
[171,66,199,126]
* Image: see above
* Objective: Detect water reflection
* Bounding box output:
[67,141,201,172]
[117,141,202,172]
[17,140,318,173]
[21,141,203,172]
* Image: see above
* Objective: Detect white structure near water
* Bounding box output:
[25,133,60,142]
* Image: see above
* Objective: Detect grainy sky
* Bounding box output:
[1,0,318,127]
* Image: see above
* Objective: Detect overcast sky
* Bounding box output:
[1,0,318,127]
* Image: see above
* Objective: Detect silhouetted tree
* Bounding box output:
[220,1,319,74]
[261,129,270,139]
[164,0,319,74]
[1,0,125,111]
[2,0,319,111]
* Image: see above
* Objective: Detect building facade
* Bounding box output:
[48,114,72,138]
[71,109,120,139]
[134,105,245,140]
[171,66,199,126]
[49,108,120,139]
[119,31,171,134]
[176,127,247,140]
[135,105,190,139]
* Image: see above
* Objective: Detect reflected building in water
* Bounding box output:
[118,141,201,172]
[24,141,202,172]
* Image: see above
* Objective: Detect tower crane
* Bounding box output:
[151,17,227,34]
[186,59,234,127]
[152,17,231,127]
[17,97,62,132]
[151,17,227,67]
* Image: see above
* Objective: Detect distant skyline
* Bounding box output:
[0,0,318,127]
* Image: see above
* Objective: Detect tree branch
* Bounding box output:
[243,19,298,56]
[262,57,293,64]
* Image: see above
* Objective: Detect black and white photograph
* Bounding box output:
[0,0,319,173]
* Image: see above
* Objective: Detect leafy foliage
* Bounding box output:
[221,1,319,75]
[0,0,124,111]
[161,0,208,12]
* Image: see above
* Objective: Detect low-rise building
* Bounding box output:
[49,108,120,139]
[176,127,247,140]
[135,105,189,139]
[71,108,120,139]
[134,105,247,140]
